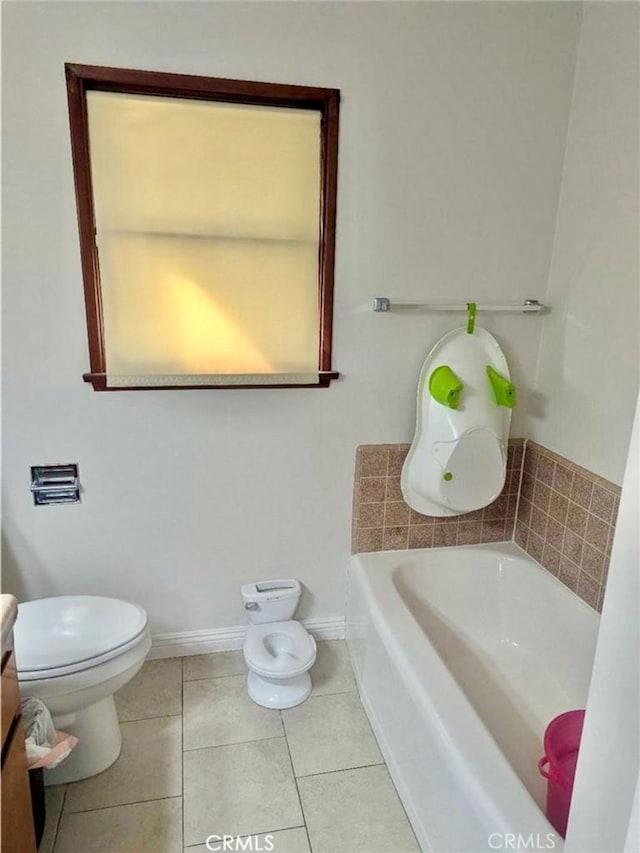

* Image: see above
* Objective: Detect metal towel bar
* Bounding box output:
[371,298,546,314]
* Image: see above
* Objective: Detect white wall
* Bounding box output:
[566,395,639,852]
[544,14,640,842]
[532,2,640,485]
[1,2,581,635]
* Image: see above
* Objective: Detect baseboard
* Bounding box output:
[148,626,246,659]
[148,616,345,660]
[301,617,346,642]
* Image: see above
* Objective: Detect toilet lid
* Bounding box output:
[244,620,316,678]
[14,596,148,675]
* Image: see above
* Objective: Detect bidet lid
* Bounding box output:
[14,595,148,673]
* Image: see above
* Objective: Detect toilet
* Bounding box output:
[14,595,151,785]
[242,580,316,709]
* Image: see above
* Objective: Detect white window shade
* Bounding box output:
[86,91,322,381]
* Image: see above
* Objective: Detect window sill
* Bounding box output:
[82,372,340,391]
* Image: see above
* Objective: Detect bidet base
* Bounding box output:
[247,669,312,709]
[44,696,122,785]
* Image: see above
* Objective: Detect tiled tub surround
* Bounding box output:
[352,441,524,554]
[352,439,620,613]
[515,441,620,612]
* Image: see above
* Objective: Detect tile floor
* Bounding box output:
[40,641,420,853]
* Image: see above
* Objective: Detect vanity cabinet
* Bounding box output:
[1,623,37,852]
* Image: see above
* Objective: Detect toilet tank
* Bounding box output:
[241,580,301,624]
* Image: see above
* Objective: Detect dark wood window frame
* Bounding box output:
[65,63,340,390]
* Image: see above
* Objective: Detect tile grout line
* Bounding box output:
[528,466,613,567]
[305,686,357,699]
[295,759,386,781]
[183,734,287,755]
[521,449,610,608]
[280,708,314,853]
[50,783,68,853]
[182,826,308,851]
[294,687,357,705]
[61,794,183,817]
[183,671,246,684]
[530,461,617,531]
[118,711,183,724]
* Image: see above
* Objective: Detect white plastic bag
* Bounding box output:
[21,698,79,770]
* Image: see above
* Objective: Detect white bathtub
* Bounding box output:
[347,542,599,853]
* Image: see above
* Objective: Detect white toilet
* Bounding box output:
[14,595,151,785]
[242,580,316,709]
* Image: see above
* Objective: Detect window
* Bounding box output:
[65,64,340,389]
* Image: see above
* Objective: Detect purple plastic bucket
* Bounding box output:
[538,710,586,838]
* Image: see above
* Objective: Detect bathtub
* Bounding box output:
[346,542,599,853]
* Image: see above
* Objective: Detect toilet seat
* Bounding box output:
[244,620,316,679]
[15,596,148,681]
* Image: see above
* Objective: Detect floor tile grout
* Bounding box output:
[50,784,68,853]
[291,687,358,705]
[183,734,287,755]
[182,733,287,753]
[118,711,183,724]
[182,676,356,698]
[182,825,308,850]
[298,686,357,700]
[60,794,183,817]
[280,708,314,853]
[295,759,385,780]
[183,672,246,683]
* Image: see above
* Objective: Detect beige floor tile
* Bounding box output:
[183,675,283,750]
[183,739,302,847]
[115,658,183,721]
[183,650,245,682]
[55,797,182,853]
[64,716,182,813]
[184,826,310,852]
[282,692,382,777]
[40,784,66,853]
[310,641,356,696]
[298,765,419,853]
